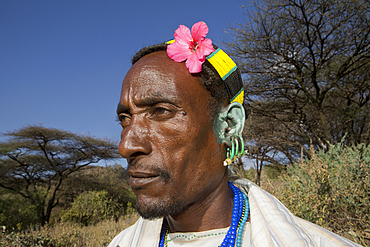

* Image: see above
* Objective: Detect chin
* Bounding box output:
[135,196,187,220]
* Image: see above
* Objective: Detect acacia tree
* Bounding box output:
[226,0,370,165]
[0,125,121,225]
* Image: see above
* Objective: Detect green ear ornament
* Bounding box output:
[213,102,245,144]
[213,102,246,166]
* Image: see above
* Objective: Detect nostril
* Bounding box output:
[127,153,146,166]
[129,151,146,159]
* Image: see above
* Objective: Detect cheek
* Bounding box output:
[148,113,221,176]
[150,117,194,148]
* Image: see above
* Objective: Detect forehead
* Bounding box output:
[120,51,211,110]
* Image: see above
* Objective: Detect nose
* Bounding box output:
[118,116,152,160]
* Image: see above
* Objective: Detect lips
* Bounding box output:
[128,171,159,188]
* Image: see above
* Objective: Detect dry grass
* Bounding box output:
[0,213,139,247]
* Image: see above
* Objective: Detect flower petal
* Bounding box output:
[186,53,203,73]
[174,25,192,44]
[167,42,192,62]
[191,21,209,43]
[196,38,215,59]
[167,21,215,74]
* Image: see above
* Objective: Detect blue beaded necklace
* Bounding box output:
[158,182,250,247]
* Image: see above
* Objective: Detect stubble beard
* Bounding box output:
[135,196,188,220]
[131,165,188,220]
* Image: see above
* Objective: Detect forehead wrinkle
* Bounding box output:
[130,65,183,107]
[133,91,183,108]
[134,65,166,90]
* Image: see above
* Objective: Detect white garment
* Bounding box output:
[167,224,251,247]
[108,179,362,247]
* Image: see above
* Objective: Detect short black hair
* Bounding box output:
[132,43,229,121]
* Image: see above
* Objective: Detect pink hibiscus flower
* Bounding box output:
[167,21,215,73]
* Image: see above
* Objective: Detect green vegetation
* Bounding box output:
[267,141,370,246]
[0,192,38,231]
[61,190,125,225]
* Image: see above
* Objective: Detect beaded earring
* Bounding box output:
[223,147,232,166]
[223,135,245,166]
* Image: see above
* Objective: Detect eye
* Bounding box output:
[155,107,169,115]
[150,105,175,119]
[117,114,131,128]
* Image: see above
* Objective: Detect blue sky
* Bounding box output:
[0,0,251,166]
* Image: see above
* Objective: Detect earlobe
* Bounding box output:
[213,102,245,144]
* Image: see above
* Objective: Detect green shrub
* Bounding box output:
[263,164,285,180]
[0,192,39,230]
[60,190,124,226]
[277,141,370,246]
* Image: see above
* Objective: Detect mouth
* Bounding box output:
[128,171,160,188]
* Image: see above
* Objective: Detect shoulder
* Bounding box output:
[107,217,163,247]
[107,219,140,247]
[232,179,361,247]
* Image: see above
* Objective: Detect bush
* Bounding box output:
[0,192,39,230]
[60,190,124,226]
[263,164,285,180]
[276,141,370,246]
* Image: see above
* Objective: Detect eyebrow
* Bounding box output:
[116,93,182,116]
[116,103,128,116]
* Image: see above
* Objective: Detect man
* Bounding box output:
[109,22,360,247]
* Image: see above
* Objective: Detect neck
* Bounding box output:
[165,176,233,233]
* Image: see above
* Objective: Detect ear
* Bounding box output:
[213,102,245,144]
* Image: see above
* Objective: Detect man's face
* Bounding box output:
[117,51,226,219]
